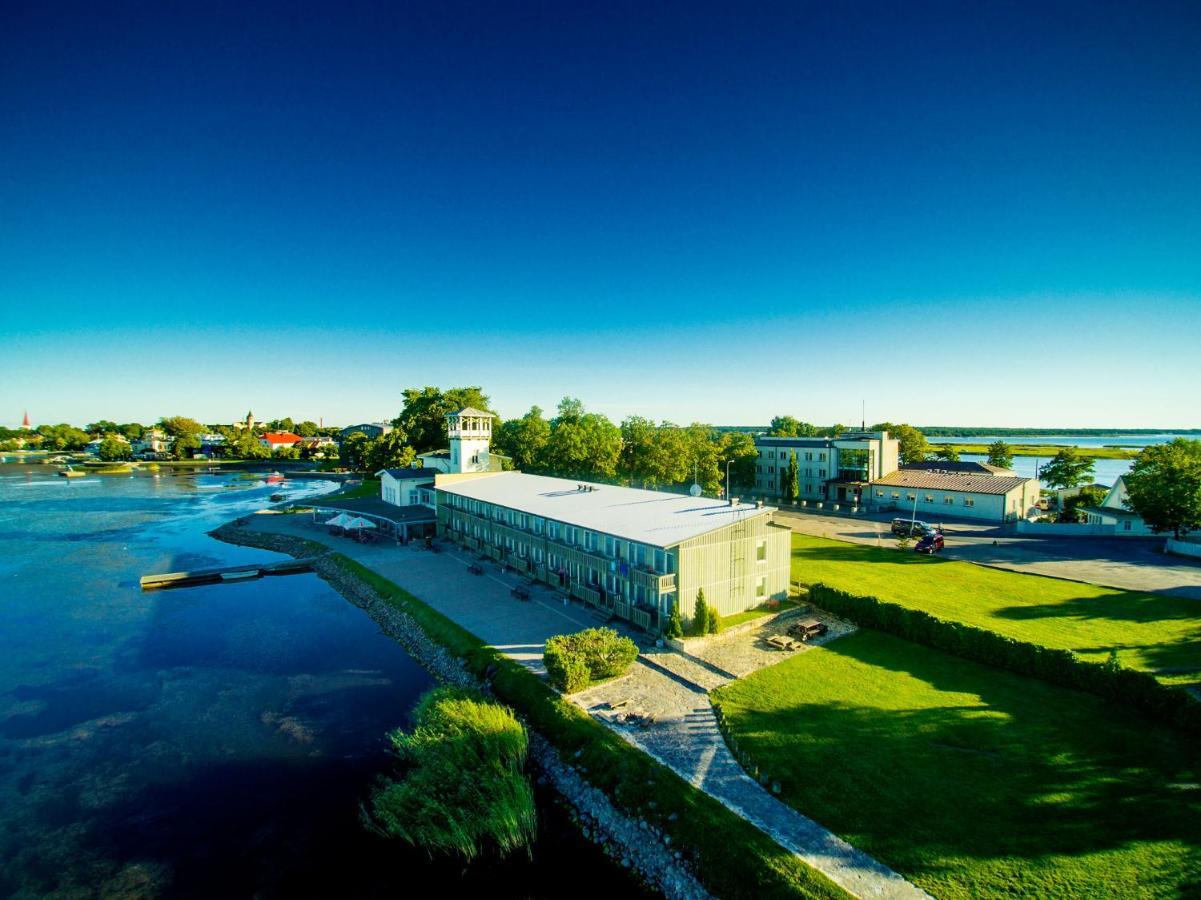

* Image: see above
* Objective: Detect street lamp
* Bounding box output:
[725,458,734,503]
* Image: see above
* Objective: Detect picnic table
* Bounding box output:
[511,585,531,601]
[765,634,801,651]
[467,562,484,575]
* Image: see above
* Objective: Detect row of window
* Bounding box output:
[761,449,827,461]
[756,465,827,478]
[874,489,976,508]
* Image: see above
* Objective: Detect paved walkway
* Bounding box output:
[243,512,927,899]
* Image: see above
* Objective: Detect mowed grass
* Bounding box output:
[713,630,1201,899]
[791,533,1201,684]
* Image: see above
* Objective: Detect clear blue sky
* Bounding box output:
[2,1,1199,429]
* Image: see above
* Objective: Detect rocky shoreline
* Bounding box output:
[210,522,707,900]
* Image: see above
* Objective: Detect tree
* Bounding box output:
[768,416,818,438]
[545,400,621,480]
[341,430,373,470]
[365,430,417,472]
[172,433,202,459]
[692,589,710,637]
[119,422,145,441]
[874,423,929,465]
[1060,485,1107,523]
[97,437,131,461]
[1039,447,1095,490]
[36,424,90,450]
[664,602,684,639]
[266,417,296,433]
[718,431,759,495]
[296,420,320,438]
[494,406,551,471]
[158,416,205,439]
[1123,438,1201,538]
[86,420,119,436]
[706,600,722,634]
[394,386,492,454]
[987,440,1014,470]
[933,446,961,463]
[781,452,799,502]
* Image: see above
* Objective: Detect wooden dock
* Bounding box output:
[140,557,322,591]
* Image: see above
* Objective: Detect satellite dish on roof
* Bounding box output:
[689,483,703,497]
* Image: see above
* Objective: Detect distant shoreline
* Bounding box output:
[718,426,1200,436]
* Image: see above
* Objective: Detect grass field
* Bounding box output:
[791,533,1201,683]
[712,630,1201,898]
[942,443,1136,459]
[313,478,379,502]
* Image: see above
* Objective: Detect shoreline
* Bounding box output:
[209,521,709,900]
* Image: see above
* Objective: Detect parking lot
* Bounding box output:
[774,508,1201,599]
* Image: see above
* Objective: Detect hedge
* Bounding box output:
[808,582,1201,734]
[544,627,639,693]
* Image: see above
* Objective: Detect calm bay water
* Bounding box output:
[0,466,647,899]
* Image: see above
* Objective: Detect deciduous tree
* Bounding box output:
[494,406,551,471]
[1039,447,1095,490]
[987,440,1014,469]
[394,386,492,454]
[1123,438,1201,538]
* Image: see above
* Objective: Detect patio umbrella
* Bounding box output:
[344,516,377,530]
[323,513,353,527]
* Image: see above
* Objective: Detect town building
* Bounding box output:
[259,431,303,452]
[377,466,436,506]
[339,422,392,440]
[437,472,791,632]
[867,469,1040,523]
[1077,476,1162,536]
[232,411,256,431]
[753,431,899,505]
[902,459,1017,477]
[133,429,170,457]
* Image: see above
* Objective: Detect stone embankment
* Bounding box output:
[211,523,707,900]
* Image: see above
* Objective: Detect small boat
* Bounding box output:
[220,570,260,583]
[270,492,287,502]
[58,466,86,478]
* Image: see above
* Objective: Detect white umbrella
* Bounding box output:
[323,513,353,527]
[344,516,377,530]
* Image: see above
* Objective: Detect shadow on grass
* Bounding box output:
[716,632,1201,895]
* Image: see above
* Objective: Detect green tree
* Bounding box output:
[118,422,145,441]
[86,419,119,436]
[1039,447,1095,490]
[1061,485,1107,523]
[706,600,722,634]
[545,399,621,480]
[158,416,205,439]
[493,406,551,471]
[365,687,535,861]
[768,416,818,438]
[394,386,492,454]
[1123,438,1201,538]
[692,589,710,637]
[933,445,961,463]
[874,423,929,465]
[365,430,417,472]
[172,433,202,459]
[341,430,373,470]
[781,452,799,502]
[97,437,131,461]
[295,420,320,437]
[718,431,759,494]
[36,424,90,450]
[987,440,1014,469]
[266,417,296,433]
[664,601,684,639]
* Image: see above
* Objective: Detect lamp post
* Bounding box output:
[725,458,734,502]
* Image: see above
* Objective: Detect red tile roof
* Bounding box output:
[261,432,302,444]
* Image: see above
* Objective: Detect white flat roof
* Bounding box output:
[436,472,774,548]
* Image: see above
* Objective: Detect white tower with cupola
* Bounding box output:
[445,408,494,473]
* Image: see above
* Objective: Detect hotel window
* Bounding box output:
[819,469,826,478]
[805,452,812,461]
[875,490,884,498]
[756,539,767,561]
[907,493,916,501]
[944,496,954,504]
[548,522,560,540]
[768,451,775,459]
[769,466,775,473]
[892,491,900,499]
[819,452,826,461]
[963,498,975,507]
[756,576,767,598]
[654,548,667,573]
[924,494,934,503]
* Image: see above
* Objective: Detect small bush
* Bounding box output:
[544,627,639,692]
[364,686,535,860]
[663,602,684,639]
[707,601,722,634]
[693,589,710,636]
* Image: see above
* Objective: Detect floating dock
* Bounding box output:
[139,557,322,591]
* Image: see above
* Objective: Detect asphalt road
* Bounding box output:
[775,508,1201,600]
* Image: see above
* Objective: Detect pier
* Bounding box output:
[139,556,323,591]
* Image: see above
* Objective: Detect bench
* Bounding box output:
[467,563,484,575]
[765,634,800,651]
[511,585,531,601]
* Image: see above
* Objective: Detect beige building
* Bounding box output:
[436,472,791,633]
[868,469,1040,523]
[754,431,900,505]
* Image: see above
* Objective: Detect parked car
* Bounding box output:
[915,532,945,554]
[891,517,932,537]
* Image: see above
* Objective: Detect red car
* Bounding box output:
[915,532,945,554]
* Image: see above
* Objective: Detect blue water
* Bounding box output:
[0,467,646,898]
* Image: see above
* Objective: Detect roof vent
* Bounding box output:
[729,496,739,507]
[756,500,764,509]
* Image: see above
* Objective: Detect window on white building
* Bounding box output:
[756,576,767,598]
[756,539,767,561]
[964,498,975,507]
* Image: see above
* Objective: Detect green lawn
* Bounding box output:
[791,533,1201,684]
[713,630,1201,899]
[720,599,801,630]
[314,478,379,502]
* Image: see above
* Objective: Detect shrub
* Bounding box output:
[808,583,1201,734]
[544,627,639,692]
[693,589,710,636]
[707,601,722,634]
[663,601,684,639]
[364,686,535,860]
